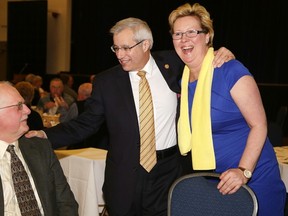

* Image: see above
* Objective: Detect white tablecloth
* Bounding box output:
[55,148,107,216]
[274,146,288,192]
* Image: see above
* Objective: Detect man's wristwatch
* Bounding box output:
[238,167,252,179]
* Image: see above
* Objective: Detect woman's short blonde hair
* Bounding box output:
[168,3,214,47]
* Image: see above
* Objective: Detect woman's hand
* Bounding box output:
[217,168,248,195]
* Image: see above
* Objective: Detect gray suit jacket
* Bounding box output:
[0,136,78,216]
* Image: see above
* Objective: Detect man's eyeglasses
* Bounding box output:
[172,29,207,40]
[111,40,144,53]
[0,102,24,111]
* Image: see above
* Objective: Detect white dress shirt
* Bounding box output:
[129,55,178,150]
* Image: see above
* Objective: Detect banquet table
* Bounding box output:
[54,147,107,216]
[274,146,288,192]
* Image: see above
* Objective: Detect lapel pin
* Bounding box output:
[164,64,170,69]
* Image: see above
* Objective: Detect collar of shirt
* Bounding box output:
[129,54,155,81]
[0,140,18,159]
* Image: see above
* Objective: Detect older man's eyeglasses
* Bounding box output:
[111,40,144,53]
[0,101,24,111]
[172,29,207,40]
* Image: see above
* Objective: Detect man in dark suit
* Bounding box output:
[26,17,234,215]
[0,81,78,216]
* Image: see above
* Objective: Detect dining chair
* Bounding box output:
[168,172,258,216]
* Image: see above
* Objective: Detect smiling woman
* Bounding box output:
[169,3,286,216]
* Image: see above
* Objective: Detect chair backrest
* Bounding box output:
[168,172,258,216]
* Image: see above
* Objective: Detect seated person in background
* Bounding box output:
[24,73,36,84]
[25,73,47,106]
[37,78,78,123]
[90,74,96,83]
[76,82,93,113]
[14,81,44,130]
[67,82,109,150]
[59,72,78,101]
[25,73,40,106]
[33,75,47,98]
[0,81,78,215]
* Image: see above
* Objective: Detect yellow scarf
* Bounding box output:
[177,47,216,170]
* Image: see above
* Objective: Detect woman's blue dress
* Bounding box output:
[187,60,286,216]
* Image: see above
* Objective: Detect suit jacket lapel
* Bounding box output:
[18,137,47,209]
[116,69,139,131]
[153,53,182,94]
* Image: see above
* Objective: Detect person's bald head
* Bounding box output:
[77,83,92,101]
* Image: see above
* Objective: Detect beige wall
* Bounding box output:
[47,0,71,74]
[0,0,71,78]
[0,0,7,80]
[0,0,7,42]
